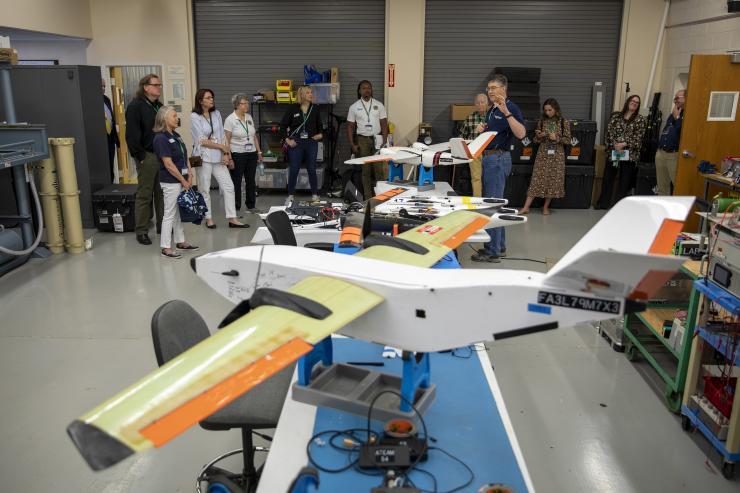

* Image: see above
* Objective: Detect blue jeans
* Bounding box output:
[482,152,512,255]
[287,138,318,194]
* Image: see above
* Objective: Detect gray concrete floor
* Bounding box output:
[0,192,737,492]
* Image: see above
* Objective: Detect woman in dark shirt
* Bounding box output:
[596,95,647,209]
[152,106,198,259]
[280,86,324,204]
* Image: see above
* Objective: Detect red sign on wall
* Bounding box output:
[388,64,395,88]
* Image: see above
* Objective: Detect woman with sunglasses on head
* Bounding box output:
[280,86,324,205]
[596,94,647,209]
[152,106,198,259]
[190,88,247,229]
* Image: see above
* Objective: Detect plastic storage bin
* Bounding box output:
[309,83,340,104]
[296,167,325,191]
[564,120,597,165]
[91,184,137,232]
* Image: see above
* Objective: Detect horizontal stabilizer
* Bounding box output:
[546,196,694,301]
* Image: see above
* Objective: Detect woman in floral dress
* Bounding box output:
[520,98,571,215]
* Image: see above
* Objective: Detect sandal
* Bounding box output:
[542,209,551,216]
[161,249,182,259]
[176,243,199,251]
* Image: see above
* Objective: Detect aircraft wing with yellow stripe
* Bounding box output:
[67,277,383,471]
[356,209,491,267]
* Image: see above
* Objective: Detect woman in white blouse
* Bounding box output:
[224,93,262,212]
[190,88,247,229]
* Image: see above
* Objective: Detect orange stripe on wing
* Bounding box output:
[364,157,393,164]
[461,141,473,159]
[472,134,495,159]
[648,219,684,255]
[628,270,677,300]
[442,216,489,249]
[140,338,312,448]
[339,226,362,244]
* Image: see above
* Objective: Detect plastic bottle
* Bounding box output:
[258,161,265,176]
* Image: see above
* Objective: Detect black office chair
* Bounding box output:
[151,300,294,493]
[264,210,334,250]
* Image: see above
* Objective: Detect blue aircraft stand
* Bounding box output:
[417,164,435,187]
[387,160,403,182]
[296,241,448,412]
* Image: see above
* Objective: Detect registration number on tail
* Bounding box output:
[537,291,621,314]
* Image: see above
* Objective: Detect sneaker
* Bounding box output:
[285,195,294,206]
[471,251,501,263]
[478,248,506,258]
[176,243,199,251]
[161,249,182,259]
[311,194,320,203]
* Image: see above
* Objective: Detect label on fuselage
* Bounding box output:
[537,291,621,314]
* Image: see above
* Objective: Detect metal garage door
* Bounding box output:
[423,0,623,142]
[193,0,386,176]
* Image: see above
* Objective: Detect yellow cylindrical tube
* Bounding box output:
[50,138,85,254]
[36,140,65,254]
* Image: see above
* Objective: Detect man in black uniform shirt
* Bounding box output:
[125,74,164,245]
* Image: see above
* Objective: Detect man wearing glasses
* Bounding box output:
[654,90,686,196]
[471,74,526,263]
[126,74,165,245]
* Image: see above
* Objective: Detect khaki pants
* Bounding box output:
[160,181,184,249]
[358,135,384,200]
[654,149,678,196]
[469,156,483,197]
[135,152,164,234]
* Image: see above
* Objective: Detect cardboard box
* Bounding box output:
[263,90,276,102]
[450,104,476,121]
[0,48,18,65]
[331,67,339,83]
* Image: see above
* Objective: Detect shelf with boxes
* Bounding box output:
[681,278,740,479]
[622,260,702,413]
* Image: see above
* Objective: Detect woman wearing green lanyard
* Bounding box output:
[281,85,324,204]
[224,93,262,212]
[152,106,198,259]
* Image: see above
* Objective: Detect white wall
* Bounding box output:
[8,39,88,65]
[0,0,92,39]
[385,0,425,146]
[657,0,740,117]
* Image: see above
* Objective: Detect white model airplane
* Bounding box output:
[67,196,692,471]
[345,131,496,167]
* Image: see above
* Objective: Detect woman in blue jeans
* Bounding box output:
[281,86,324,204]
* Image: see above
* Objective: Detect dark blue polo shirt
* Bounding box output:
[485,99,525,150]
[658,112,683,152]
[153,131,188,183]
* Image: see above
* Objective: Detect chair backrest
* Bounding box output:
[264,210,298,246]
[151,300,210,366]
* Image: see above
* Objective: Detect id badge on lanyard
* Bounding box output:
[362,99,374,133]
[238,117,255,151]
[299,105,312,139]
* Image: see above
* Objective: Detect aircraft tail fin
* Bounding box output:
[543,196,694,300]
[449,138,473,159]
[466,131,496,158]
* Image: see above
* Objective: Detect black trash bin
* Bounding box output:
[92,184,137,232]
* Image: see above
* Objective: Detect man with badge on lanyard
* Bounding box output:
[347,80,388,200]
[471,74,526,263]
[126,74,165,245]
[654,89,686,196]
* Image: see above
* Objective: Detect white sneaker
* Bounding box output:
[284,195,294,206]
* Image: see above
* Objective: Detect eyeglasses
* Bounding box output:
[238,101,249,105]
[146,83,163,88]
[203,96,214,100]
